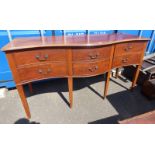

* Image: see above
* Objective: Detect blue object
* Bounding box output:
[44,30,53,36]
[147,30,155,54]
[117,30,140,35]
[140,30,153,52]
[54,30,63,36]
[64,30,86,36]
[0,30,15,88]
[11,30,40,39]
[0,30,41,88]
[88,30,115,35]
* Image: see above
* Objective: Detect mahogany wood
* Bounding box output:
[17,62,67,84]
[13,48,67,67]
[114,41,146,56]
[103,45,115,97]
[2,33,149,118]
[2,33,149,51]
[131,65,141,90]
[16,85,31,119]
[68,77,73,108]
[67,49,73,107]
[73,60,110,77]
[112,53,142,68]
[131,42,148,89]
[104,72,111,98]
[72,46,111,62]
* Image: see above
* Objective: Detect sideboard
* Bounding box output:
[2,33,150,118]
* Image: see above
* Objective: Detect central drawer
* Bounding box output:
[13,48,67,67]
[17,63,68,83]
[73,60,110,76]
[72,46,112,62]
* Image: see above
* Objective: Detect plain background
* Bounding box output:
[0,0,155,155]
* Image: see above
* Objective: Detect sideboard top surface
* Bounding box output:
[2,33,150,52]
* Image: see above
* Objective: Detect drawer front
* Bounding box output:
[13,48,67,67]
[112,53,142,68]
[114,42,145,56]
[17,63,68,83]
[72,46,112,62]
[73,60,110,76]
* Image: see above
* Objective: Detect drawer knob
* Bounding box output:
[44,54,49,59]
[47,68,52,73]
[38,69,43,73]
[36,54,48,61]
[36,55,40,59]
[122,58,128,63]
[89,53,99,59]
[124,46,133,51]
[89,66,98,72]
[38,68,52,74]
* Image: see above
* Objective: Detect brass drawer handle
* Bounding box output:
[124,47,129,51]
[122,58,128,63]
[89,66,98,72]
[89,53,99,59]
[47,68,52,73]
[36,54,49,61]
[38,68,52,74]
[38,69,43,74]
[124,45,133,51]
[128,46,133,49]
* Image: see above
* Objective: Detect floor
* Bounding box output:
[0,74,155,124]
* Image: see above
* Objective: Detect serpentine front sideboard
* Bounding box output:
[2,33,150,118]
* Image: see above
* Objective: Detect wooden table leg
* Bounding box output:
[16,85,31,119]
[68,77,73,108]
[115,68,120,79]
[131,65,141,90]
[28,83,33,94]
[104,71,111,98]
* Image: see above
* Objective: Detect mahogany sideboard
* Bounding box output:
[2,33,150,118]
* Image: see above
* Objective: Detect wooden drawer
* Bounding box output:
[13,48,67,67]
[72,46,112,62]
[112,53,142,68]
[114,42,145,56]
[17,63,67,83]
[73,60,110,76]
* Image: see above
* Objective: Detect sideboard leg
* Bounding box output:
[28,83,33,94]
[115,68,120,78]
[68,77,73,108]
[104,72,111,98]
[16,85,31,119]
[131,65,141,90]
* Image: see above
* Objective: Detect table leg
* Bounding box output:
[16,85,31,119]
[28,83,33,94]
[131,65,141,90]
[104,71,111,98]
[68,77,73,108]
[115,68,120,78]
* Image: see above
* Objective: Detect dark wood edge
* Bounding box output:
[2,39,150,52]
[112,63,141,69]
[15,71,111,86]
